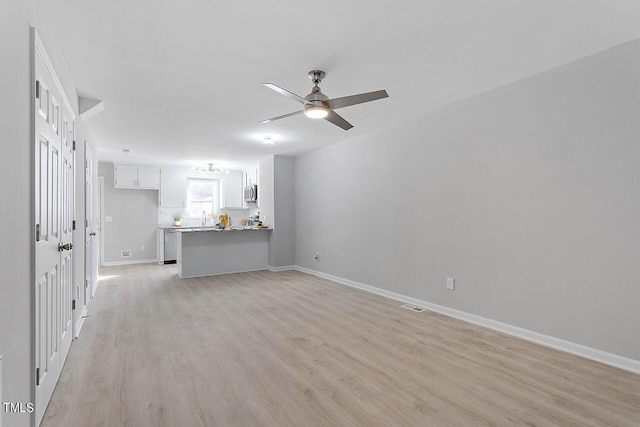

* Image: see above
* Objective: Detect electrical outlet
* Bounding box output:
[447,277,455,291]
[140,245,145,251]
[121,249,131,258]
[314,253,320,261]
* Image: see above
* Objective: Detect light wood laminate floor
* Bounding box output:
[42,264,640,426]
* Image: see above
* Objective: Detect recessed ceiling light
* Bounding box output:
[260,136,274,145]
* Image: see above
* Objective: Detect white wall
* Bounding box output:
[98,162,158,264]
[294,40,640,361]
[0,1,80,426]
[0,5,33,426]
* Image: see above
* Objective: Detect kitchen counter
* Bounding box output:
[176,227,271,278]
[177,226,271,233]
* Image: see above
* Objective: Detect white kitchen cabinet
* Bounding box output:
[159,167,188,207]
[114,164,160,189]
[138,166,160,189]
[245,165,258,186]
[221,170,243,209]
[114,165,138,188]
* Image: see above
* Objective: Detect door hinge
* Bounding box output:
[73,140,76,151]
[36,367,40,386]
[72,220,76,230]
[72,299,76,310]
[36,223,40,241]
[35,80,40,99]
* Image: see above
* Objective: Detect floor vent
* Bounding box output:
[401,303,427,313]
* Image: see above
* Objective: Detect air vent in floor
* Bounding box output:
[401,303,427,313]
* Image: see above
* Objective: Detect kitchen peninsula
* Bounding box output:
[176,227,271,278]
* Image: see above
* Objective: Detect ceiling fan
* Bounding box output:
[193,163,229,173]
[260,70,389,130]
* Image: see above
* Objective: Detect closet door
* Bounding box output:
[34,36,74,427]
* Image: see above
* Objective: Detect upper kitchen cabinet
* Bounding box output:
[159,167,188,207]
[221,170,243,209]
[244,165,259,187]
[138,166,160,189]
[114,164,159,189]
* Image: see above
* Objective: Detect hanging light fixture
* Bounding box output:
[193,163,229,173]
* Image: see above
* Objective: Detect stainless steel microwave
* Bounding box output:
[244,184,258,202]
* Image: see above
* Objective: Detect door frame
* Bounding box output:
[98,176,104,268]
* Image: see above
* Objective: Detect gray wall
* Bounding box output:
[294,40,640,360]
[98,162,158,263]
[1,1,81,425]
[272,156,295,267]
[260,155,296,268]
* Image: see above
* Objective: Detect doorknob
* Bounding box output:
[90,232,96,236]
[58,242,73,252]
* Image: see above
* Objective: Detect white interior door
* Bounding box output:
[34,37,74,426]
[59,101,74,360]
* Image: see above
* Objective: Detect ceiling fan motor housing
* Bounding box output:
[304,84,330,117]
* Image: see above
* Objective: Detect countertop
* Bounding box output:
[175,226,271,233]
[159,225,268,229]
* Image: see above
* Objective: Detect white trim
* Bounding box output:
[102,259,158,267]
[98,176,104,267]
[73,305,87,339]
[294,266,640,374]
[267,265,296,272]
[34,31,76,120]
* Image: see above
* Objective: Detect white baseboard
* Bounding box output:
[294,266,640,374]
[74,305,88,338]
[267,265,296,272]
[102,259,158,267]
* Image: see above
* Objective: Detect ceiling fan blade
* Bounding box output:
[263,83,308,104]
[324,110,353,130]
[259,110,304,123]
[328,90,389,110]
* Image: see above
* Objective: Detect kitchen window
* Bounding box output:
[186,178,220,218]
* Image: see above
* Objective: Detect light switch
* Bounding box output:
[105,216,113,223]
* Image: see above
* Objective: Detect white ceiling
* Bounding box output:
[45,0,640,169]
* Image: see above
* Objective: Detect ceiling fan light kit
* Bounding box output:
[261,69,388,130]
[304,105,329,119]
